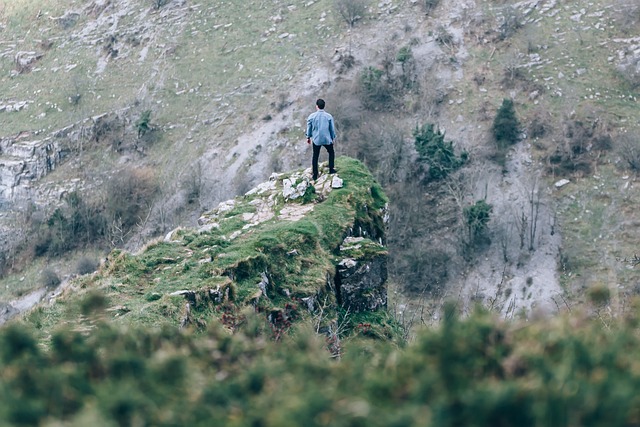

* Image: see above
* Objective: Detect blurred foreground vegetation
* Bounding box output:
[3,305,640,426]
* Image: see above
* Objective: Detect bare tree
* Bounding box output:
[526,178,541,251]
[617,132,640,171]
[334,0,368,28]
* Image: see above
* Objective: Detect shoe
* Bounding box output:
[329,169,337,174]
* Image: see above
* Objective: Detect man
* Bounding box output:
[306,98,336,181]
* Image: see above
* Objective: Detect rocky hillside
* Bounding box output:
[1,0,639,320]
[11,157,398,343]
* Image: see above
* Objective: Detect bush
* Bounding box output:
[414,123,468,180]
[492,99,520,147]
[617,132,640,171]
[358,66,395,110]
[334,0,368,28]
[135,110,152,138]
[423,0,440,14]
[41,268,61,288]
[614,0,640,33]
[617,56,640,90]
[9,310,640,426]
[32,192,107,258]
[76,257,99,275]
[528,114,549,139]
[396,46,417,88]
[434,25,455,48]
[498,6,523,40]
[153,0,171,10]
[104,167,158,232]
[464,199,493,243]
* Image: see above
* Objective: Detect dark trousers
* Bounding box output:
[312,143,335,179]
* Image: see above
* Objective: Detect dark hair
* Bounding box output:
[316,98,326,109]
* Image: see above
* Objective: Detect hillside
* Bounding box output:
[0,0,639,319]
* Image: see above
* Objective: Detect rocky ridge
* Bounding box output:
[13,157,391,337]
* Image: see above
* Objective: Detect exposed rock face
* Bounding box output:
[0,111,127,203]
[336,237,388,312]
[0,137,64,201]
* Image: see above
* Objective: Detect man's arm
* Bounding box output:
[329,116,336,142]
[306,116,313,140]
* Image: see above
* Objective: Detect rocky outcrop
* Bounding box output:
[0,111,128,203]
[337,237,388,312]
[191,162,388,317]
[0,137,63,201]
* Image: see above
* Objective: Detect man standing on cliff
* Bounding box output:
[306,98,336,181]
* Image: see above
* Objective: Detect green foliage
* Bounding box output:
[492,98,520,148]
[414,123,468,180]
[498,6,523,40]
[301,183,317,204]
[31,168,157,257]
[5,310,640,425]
[135,110,152,138]
[358,66,394,110]
[464,199,493,241]
[396,45,417,88]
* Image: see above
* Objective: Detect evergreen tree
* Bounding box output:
[492,98,520,148]
[414,123,468,180]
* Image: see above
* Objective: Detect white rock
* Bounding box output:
[554,179,570,188]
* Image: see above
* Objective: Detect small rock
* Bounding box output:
[554,179,570,188]
[331,176,343,188]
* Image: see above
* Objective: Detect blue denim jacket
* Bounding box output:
[306,110,336,146]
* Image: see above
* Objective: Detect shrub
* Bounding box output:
[136,110,152,138]
[614,0,640,33]
[153,0,171,10]
[32,192,107,258]
[414,123,468,180]
[358,66,394,110]
[334,0,368,28]
[617,56,640,90]
[182,164,203,205]
[498,6,523,40]
[528,114,548,139]
[423,0,440,14]
[396,46,416,88]
[617,132,640,171]
[41,268,61,288]
[104,167,158,232]
[76,257,99,275]
[588,284,611,306]
[434,25,454,48]
[464,199,493,243]
[493,99,520,147]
